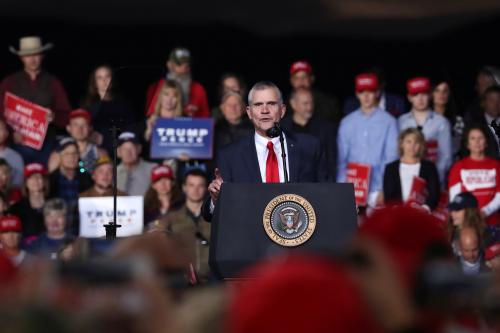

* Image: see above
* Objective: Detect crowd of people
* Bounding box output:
[1,35,500,332]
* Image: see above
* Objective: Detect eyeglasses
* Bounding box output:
[250,101,281,111]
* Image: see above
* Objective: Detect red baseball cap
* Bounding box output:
[0,215,22,233]
[69,108,91,123]
[407,77,431,95]
[24,163,47,178]
[485,243,500,261]
[355,73,379,92]
[151,165,174,183]
[290,60,312,75]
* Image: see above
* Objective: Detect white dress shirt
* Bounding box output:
[254,132,290,183]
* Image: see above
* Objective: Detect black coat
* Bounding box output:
[280,114,337,179]
[383,159,440,210]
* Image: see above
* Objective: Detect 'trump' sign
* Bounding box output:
[150,118,214,159]
[78,196,144,238]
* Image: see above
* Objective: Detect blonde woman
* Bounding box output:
[383,128,440,210]
[144,80,183,142]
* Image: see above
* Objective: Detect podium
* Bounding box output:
[209,183,357,279]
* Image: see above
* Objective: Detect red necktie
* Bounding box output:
[266,141,280,183]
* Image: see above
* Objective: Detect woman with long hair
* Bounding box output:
[448,125,500,226]
[144,165,181,225]
[431,78,464,159]
[144,80,184,141]
[81,64,135,154]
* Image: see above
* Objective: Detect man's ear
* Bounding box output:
[137,144,142,155]
[280,104,287,119]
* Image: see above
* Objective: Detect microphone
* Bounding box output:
[265,122,281,138]
[265,122,289,183]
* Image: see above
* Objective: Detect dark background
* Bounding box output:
[1,1,500,120]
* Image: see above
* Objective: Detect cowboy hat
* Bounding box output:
[9,36,53,56]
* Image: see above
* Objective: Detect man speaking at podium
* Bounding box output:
[203,81,330,220]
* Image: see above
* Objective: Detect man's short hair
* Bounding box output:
[248,81,283,105]
[483,85,500,98]
[182,168,208,185]
[43,198,67,217]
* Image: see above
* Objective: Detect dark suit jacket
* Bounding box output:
[383,159,440,210]
[280,114,337,179]
[202,131,330,220]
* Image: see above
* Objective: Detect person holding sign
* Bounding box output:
[398,77,452,186]
[144,80,184,142]
[337,73,399,208]
[0,36,72,164]
[144,80,189,177]
[449,125,500,226]
[383,128,440,210]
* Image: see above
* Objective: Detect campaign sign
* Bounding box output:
[346,163,371,206]
[4,92,49,150]
[150,118,214,159]
[78,196,144,238]
[407,176,428,206]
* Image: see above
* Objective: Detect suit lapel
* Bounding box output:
[285,132,300,182]
[242,133,262,182]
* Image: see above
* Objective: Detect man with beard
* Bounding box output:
[146,47,209,118]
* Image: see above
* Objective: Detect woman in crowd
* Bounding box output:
[143,80,203,177]
[431,78,465,159]
[144,80,184,142]
[144,165,181,225]
[448,125,500,226]
[81,64,136,154]
[9,163,49,240]
[0,158,21,206]
[383,128,440,210]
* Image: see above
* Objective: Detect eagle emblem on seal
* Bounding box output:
[279,207,302,234]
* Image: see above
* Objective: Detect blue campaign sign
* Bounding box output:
[150,117,214,159]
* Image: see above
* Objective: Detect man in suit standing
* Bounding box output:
[205,81,329,219]
[469,85,500,159]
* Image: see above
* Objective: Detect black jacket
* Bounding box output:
[383,159,440,210]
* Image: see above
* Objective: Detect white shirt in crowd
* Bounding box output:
[399,162,421,202]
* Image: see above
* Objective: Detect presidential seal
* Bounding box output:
[263,194,316,247]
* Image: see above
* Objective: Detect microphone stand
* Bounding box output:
[277,124,289,183]
[103,120,122,239]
